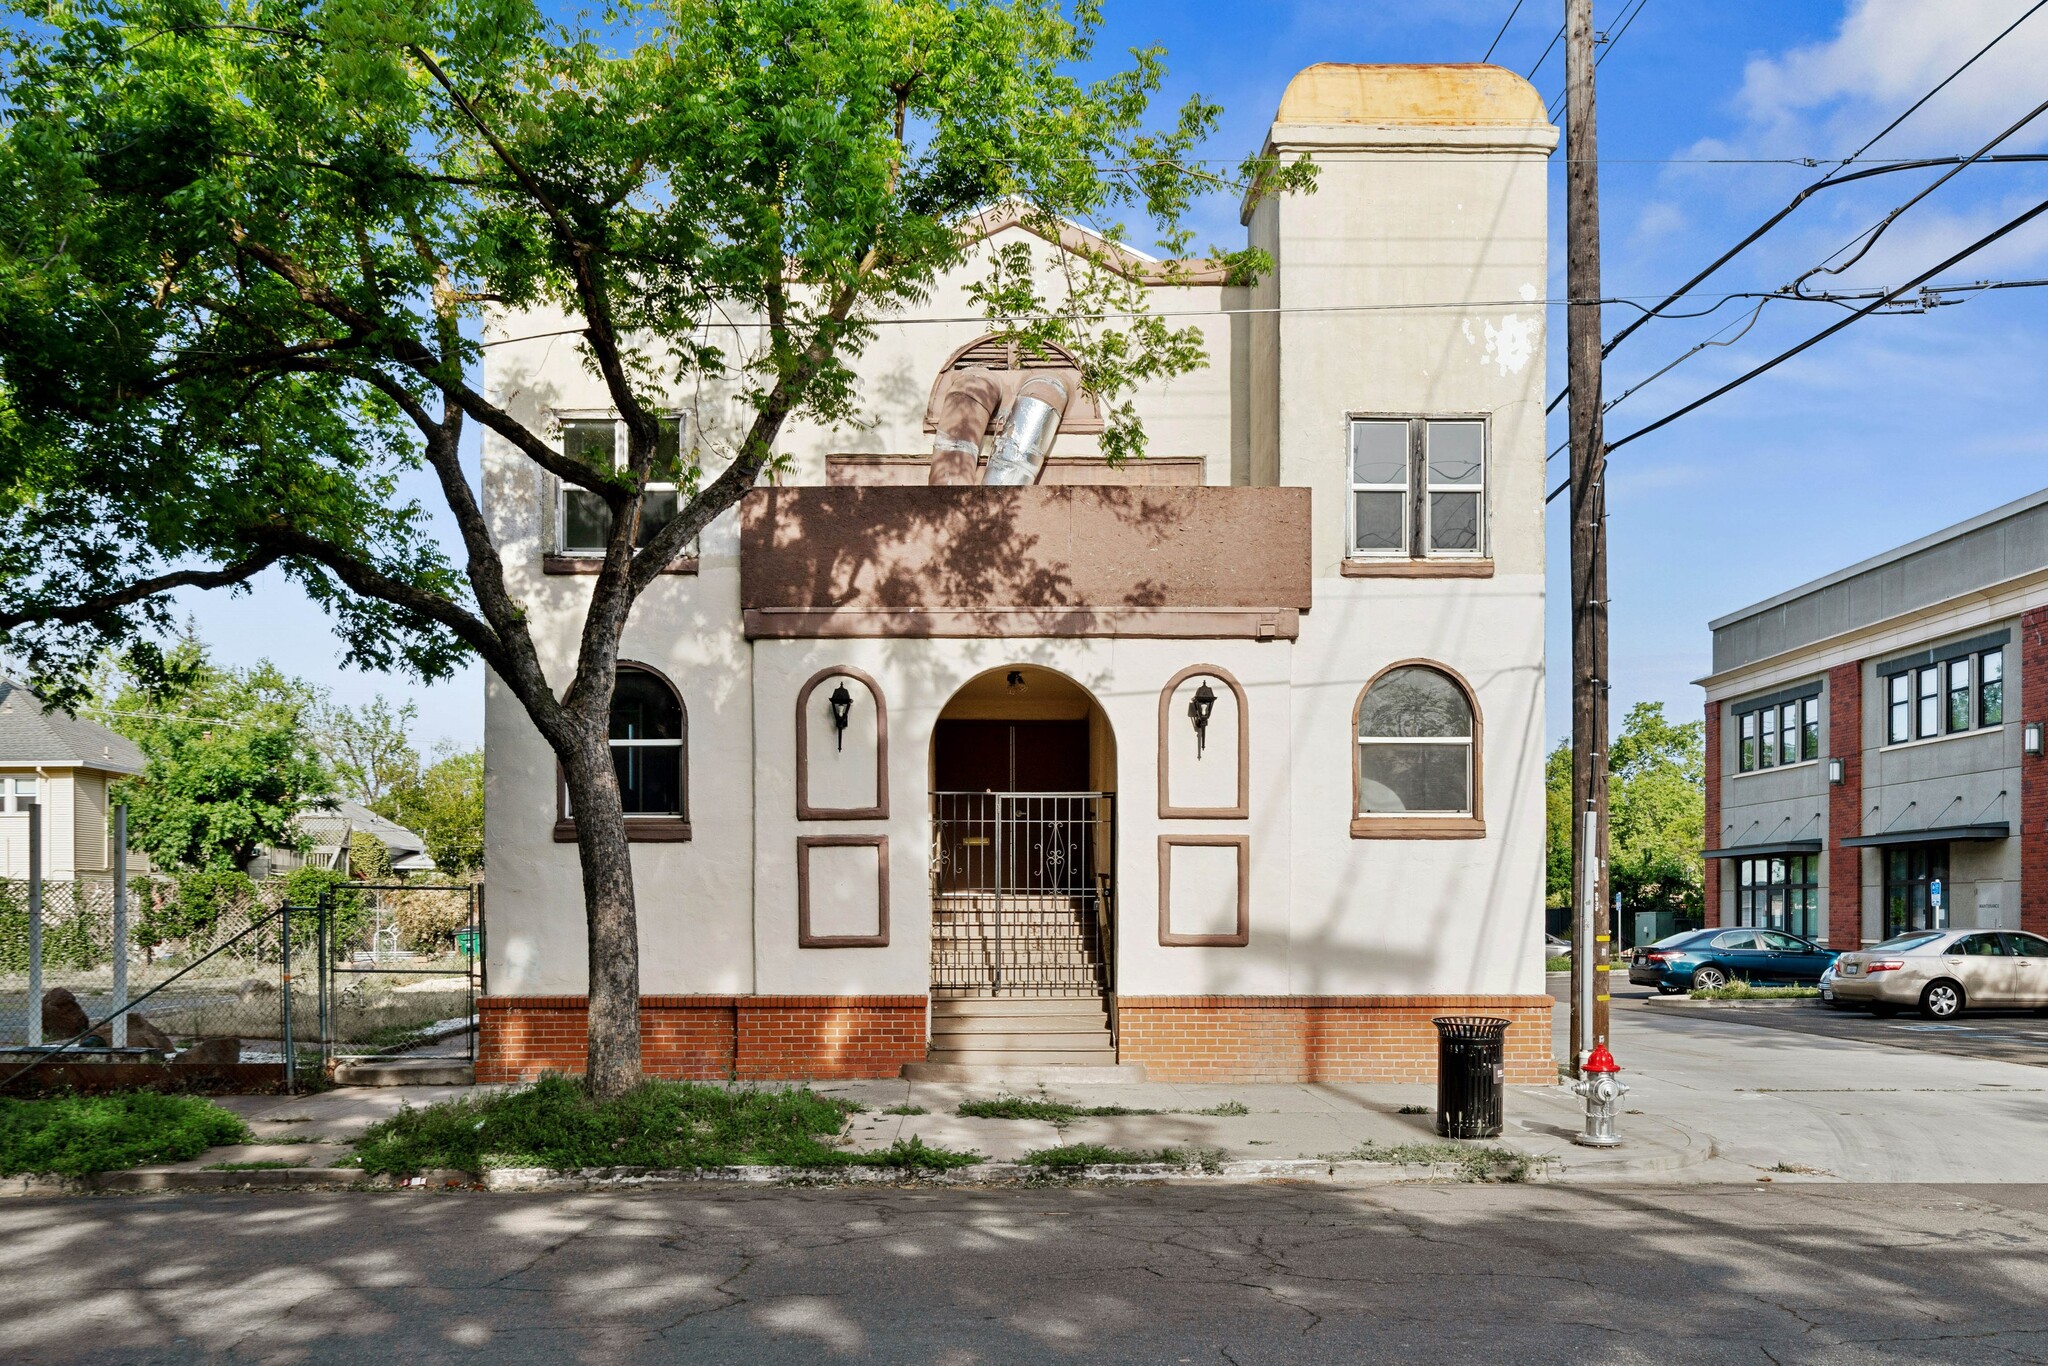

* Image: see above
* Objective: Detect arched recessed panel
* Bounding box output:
[1158,665,1249,819]
[796,667,888,821]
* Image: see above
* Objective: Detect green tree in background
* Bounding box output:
[101,642,334,873]
[1545,703,1705,920]
[376,746,484,877]
[316,696,421,808]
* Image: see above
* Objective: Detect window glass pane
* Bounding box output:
[1802,698,1820,761]
[1351,492,1405,554]
[1358,667,1472,738]
[615,744,682,816]
[1759,713,1775,767]
[2007,932,2048,956]
[610,671,683,741]
[563,420,617,469]
[1737,859,1754,887]
[637,489,678,549]
[1780,704,1799,764]
[1948,658,1971,732]
[1981,650,2004,727]
[1428,491,1481,552]
[1714,931,1757,950]
[1349,421,1408,486]
[1740,713,1757,771]
[1425,421,1484,485]
[655,415,683,471]
[1357,742,1470,814]
[1918,666,1938,737]
[562,488,610,553]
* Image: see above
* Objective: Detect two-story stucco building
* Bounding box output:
[1702,488,2048,947]
[477,63,1559,1084]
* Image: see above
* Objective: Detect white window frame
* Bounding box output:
[1,778,38,813]
[553,412,693,558]
[1345,414,1489,563]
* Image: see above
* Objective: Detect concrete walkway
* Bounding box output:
[62,986,2048,1186]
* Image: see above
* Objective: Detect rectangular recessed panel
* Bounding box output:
[1166,841,1245,942]
[803,841,884,942]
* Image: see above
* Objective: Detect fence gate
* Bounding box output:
[929,791,1114,997]
[317,882,483,1067]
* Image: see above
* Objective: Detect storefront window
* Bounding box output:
[1735,854,1819,939]
[1884,845,1949,938]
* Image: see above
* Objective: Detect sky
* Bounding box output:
[165,0,2048,753]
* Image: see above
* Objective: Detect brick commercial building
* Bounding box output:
[479,65,1559,1085]
[1701,489,2048,947]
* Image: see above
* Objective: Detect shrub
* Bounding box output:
[0,1094,250,1176]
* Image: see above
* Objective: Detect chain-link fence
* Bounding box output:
[0,874,294,1057]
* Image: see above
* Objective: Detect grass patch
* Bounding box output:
[1689,984,1820,1001]
[0,1094,251,1176]
[1020,1143,1225,1174]
[1325,1139,1533,1183]
[1546,955,1573,973]
[1191,1100,1249,1117]
[956,1095,1158,1122]
[204,1159,305,1171]
[352,1075,979,1176]
[880,1104,928,1116]
[1397,1104,1429,1115]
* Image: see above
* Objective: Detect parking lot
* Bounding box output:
[1575,975,2048,1068]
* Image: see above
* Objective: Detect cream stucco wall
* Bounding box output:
[479,64,1555,1006]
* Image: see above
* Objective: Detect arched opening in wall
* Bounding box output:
[926,666,1119,1060]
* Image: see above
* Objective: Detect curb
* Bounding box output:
[0,1167,475,1197]
[1647,996,1822,1009]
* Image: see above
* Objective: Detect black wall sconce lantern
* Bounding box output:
[1188,679,1218,758]
[828,681,854,751]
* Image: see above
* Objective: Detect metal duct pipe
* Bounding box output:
[926,370,1002,485]
[982,375,1070,487]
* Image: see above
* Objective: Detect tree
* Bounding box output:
[99,642,335,873]
[316,695,421,807]
[1544,702,1705,923]
[0,0,1311,1096]
[378,745,484,877]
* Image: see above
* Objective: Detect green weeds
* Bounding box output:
[1689,984,1820,1001]
[1324,1139,1533,1183]
[204,1159,304,1171]
[0,1094,250,1176]
[352,1075,978,1176]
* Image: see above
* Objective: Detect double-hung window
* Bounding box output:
[1882,643,2004,745]
[557,416,689,557]
[1347,417,1487,561]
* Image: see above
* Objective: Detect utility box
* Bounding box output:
[1633,909,1676,950]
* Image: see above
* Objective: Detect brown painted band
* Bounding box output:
[553,818,691,843]
[744,607,1300,641]
[1340,558,1494,578]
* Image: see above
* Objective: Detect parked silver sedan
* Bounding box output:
[1827,928,2048,1019]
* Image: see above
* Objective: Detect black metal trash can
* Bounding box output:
[1432,1015,1509,1139]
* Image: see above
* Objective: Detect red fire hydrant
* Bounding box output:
[1569,1044,1628,1148]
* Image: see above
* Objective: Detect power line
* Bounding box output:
[1526,24,1563,80]
[1548,0,1653,124]
[1545,195,2048,501]
[1591,0,2048,363]
[1540,271,2048,466]
[1482,0,1527,63]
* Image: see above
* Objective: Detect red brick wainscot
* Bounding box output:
[476,995,927,1084]
[1115,995,1556,1085]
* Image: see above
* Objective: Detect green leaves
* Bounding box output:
[1544,703,1706,916]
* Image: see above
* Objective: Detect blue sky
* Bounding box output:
[171,0,2048,751]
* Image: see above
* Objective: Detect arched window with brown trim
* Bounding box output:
[1350,663,1484,839]
[554,663,691,842]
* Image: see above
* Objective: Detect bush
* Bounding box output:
[280,866,373,950]
[387,886,473,953]
[353,1075,980,1175]
[0,1094,250,1176]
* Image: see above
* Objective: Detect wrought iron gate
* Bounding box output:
[930,791,1115,996]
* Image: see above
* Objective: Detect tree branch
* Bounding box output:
[0,550,286,632]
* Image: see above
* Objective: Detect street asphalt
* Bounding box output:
[5,1183,2048,1363]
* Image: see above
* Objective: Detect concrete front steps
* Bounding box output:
[901,996,1146,1083]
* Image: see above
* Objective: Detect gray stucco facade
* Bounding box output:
[1702,489,2048,946]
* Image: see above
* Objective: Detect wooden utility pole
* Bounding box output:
[1565,0,1611,1075]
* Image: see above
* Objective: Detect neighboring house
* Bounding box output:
[0,681,147,880]
[252,798,438,879]
[1701,488,2048,947]
[480,64,1557,1083]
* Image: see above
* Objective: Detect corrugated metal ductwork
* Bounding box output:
[924,365,1081,486]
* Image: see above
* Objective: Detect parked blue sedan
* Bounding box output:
[1627,928,1839,994]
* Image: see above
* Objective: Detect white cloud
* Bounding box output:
[1737,0,2048,155]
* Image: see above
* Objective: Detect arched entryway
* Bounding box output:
[926,666,1119,1067]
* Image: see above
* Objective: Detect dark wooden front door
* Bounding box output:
[932,719,1089,793]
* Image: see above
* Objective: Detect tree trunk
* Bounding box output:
[560,728,643,1100]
